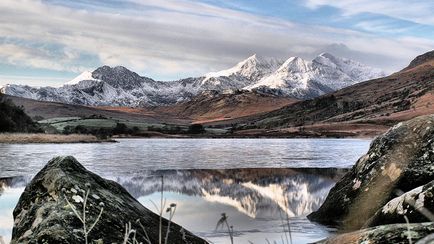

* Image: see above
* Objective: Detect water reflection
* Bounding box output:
[0,168,345,244]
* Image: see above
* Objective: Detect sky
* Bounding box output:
[0,0,433,87]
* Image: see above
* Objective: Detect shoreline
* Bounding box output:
[0,128,380,144]
[0,133,116,144]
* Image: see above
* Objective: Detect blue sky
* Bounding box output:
[0,0,433,87]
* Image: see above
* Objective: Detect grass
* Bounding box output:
[38,117,81,124]
[0,133,112,143]
[216,213,234,244]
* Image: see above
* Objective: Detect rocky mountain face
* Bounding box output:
[248,53,385,99]
[2,53,384,107]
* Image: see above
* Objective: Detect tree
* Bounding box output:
[188,124,205,134]
[113,122,128,135]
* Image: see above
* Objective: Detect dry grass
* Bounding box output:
[0,133,113,143]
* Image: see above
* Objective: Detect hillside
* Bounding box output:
[240,50,434,136]
[156,90,297,124]
[5,95,187,125]
[6,90,296,126]
[0,94,40,133]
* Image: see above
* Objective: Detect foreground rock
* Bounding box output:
[317,222,434,244]
[368,180,434,227]
[12,156,207,244]
[308,115,434,229]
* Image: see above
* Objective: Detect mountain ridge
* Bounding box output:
[3,53,385,107]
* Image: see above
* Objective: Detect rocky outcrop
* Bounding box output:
[11,156,207,244]
[317,222,434,244]
[308,115,434,229]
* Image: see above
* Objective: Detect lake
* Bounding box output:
[0,138,371,243]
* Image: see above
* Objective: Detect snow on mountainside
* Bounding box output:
[65,71,100,85]
[3,53,385,106]
[201,54,282,90]
[247,53,386,99]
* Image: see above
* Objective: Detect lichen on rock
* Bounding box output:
[11,156,207,244]
[308,115,434,230]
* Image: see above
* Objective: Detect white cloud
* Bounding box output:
[0,43,87,73]
[305,0,434,26]
[0,0,432,84]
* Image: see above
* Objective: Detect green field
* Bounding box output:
[39,116,230,136]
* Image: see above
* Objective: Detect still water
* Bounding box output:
[0,138,371,243]
[0,138,370,178]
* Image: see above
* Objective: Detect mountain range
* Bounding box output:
[2,53,385,107]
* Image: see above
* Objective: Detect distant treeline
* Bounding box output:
[63,122,206,138]
[0,93,41,133]
[62,122,140,139]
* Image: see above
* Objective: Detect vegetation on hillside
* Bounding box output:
[0,93,41,133]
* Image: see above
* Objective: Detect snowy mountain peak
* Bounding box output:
[279,57,309,73]
[203,54,282,85]
[65,71,99,85]
[91,65,153,90]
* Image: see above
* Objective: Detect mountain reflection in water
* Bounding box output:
[0,168,346,243]
[118,168,346,219]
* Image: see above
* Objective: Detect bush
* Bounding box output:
[188,124,205,134]
[113,123,128,134]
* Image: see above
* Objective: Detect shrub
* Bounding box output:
[188,124,205,134]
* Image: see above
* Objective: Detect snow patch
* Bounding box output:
[65,71,100,85]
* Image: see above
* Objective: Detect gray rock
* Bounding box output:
[11,156,207,244]
[368,180,434,227]
[308,115,434,229]
[317,222,434,244]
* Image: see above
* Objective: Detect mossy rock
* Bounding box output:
[12,156,207,244]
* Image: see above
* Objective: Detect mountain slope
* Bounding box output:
[247,53,385,99]
[156,90,297,124]
[246,50,434,132]
[3,53,384,107]
[0,93,40,132]
[200,54,282,90]
[5,95,188,124]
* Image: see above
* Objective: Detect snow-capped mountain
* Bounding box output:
[3,66,199,106]
[3,53,385,106]
[247,53,386,99]
[200,54,282,90]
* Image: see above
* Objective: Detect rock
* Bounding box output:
[308,115,434,229]
[368,180,434,226]
[11,156,207,244]
[317,222,434,244]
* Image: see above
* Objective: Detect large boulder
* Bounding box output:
[308,115,434,229]
[317,222,434,244]
[11,156,207,244]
